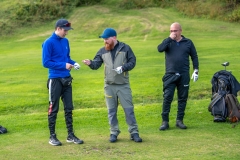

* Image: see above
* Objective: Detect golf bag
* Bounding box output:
[225,94,240,123]
[208,67,240,122]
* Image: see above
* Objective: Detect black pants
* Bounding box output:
[47,78,74,135]
[161,73,190,122]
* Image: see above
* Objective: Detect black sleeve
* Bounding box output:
[89,49,104,70]
[122,45,136,71]
[189,40,199,70]
[157,37,172,52]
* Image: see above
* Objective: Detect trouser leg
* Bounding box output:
[123,108,138,134]
[64,111,73,134]
[176,74,190,121]
[108,108,120,135]
[117,84,139,134]
[105,84,120,136]
[62,85,74,134]
[162,74,178,122]
[47,79,62,135]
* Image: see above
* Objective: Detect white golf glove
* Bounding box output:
[191,69,198,82]
[74,63,80,70]
[113,66,123,74]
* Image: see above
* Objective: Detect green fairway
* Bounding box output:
[1,4,240,160]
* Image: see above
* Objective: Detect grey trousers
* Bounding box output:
[104,83,139,136]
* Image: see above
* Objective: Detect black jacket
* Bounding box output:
[157,35,199,74]
[211,70,240,97]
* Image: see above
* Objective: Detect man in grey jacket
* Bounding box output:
[82,28,142,143]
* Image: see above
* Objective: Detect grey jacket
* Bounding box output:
[89,41,136,84]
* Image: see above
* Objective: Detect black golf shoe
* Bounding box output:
[159,121,169,131]
[0,125,7,134]
[176,120,187,129]
[130,133,142,142]
[109,134,117,143]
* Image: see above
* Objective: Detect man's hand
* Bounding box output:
[74,63,80,70]
[191,69,198,82]
[66,63,73,70]
[82,59,91,66]
[170,33,177,40]
[113,66,123,74]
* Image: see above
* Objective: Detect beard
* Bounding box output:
[104,40,115,51]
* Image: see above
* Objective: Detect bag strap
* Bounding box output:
[208,93,223,112]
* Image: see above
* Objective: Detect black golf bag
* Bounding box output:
[208,62,240,122]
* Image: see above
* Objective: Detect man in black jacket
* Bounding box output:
[82,28,142,143]
[157,22,199,130]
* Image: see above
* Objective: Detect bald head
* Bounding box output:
[170,22,182,30]
[169,22,182,42]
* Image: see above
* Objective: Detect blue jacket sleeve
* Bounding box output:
[67,42,75,65]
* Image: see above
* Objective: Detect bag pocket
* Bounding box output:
[60,76,73,86]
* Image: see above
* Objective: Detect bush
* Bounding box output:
[15,0,102,23]
[175,1,226,19]
[0,0,102,36]
[118,0,174,9]
[228,6,240,22]
[174,0,240,22]
[73,0,102,6]
[1,0,240,36]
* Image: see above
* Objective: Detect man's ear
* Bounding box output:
[56,27,62,31]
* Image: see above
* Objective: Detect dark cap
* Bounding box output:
[99,28,117,38]
[55,19,73,30]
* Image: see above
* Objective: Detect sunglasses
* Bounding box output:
[61,22,71,27]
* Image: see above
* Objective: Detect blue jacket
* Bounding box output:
[42,32,75,78]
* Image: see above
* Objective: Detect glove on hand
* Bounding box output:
[191,69,198,82]
[74,63,80,70]
[113,66,123,74]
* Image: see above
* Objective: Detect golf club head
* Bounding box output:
[221,62,229,67]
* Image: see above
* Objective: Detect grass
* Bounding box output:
[1,4,240,160]
[1,102,240,159]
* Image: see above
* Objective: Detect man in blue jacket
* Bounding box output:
[82,28,142,143]
[42,19,83,146]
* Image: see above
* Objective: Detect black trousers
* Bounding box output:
[161,73,190,122]
[47,78,74,135]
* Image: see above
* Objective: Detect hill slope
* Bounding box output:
[1,4,240,160]
[1,5,240,114]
